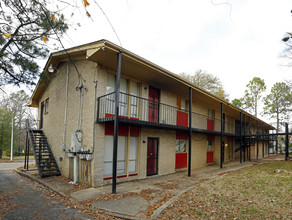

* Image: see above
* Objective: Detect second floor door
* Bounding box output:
[148,87,160,123]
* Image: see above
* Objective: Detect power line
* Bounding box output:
[92,0,122,47]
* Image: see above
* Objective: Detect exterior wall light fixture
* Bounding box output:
[48,64,55,73]
[282,32,292,42]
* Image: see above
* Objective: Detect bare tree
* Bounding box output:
[180,69,229,101]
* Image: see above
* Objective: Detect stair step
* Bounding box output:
[39,160,56,163]
[32,129,43,133]
[38,158,55,161]
[40,164,57,167]
[41,170,60,173]
[40,167,58,170]
[41,173,61,178]
[29,129,61,178]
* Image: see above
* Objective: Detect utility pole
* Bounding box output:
[10,117,14,161]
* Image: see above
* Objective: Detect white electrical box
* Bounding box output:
[69,131,82,153]
[86,154,92,161]
[68,152,75,158]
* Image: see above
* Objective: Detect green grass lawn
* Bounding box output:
[161,161,292,219]
[0,155,35,161]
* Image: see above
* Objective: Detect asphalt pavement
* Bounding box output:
[0,162,92,220]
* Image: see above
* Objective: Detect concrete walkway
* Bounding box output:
[16,155,286,219]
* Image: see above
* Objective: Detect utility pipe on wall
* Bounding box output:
[77,87,84,131]
[62,64,69,148]
[92,79,98,153]
[74,155,79,183]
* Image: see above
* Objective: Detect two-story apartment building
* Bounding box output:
[29,40,273,187]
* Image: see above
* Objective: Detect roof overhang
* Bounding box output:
[29,39,275,130]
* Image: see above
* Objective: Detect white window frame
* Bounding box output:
[176,139,186,153]
[129,136,138,173]
[104,136,127,176]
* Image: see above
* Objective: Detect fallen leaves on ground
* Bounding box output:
[153,182,178,190]
[159,161,292,219]
[16,173,121,219]
[0,190,17,219]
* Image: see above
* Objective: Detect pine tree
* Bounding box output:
[0,0,69,87]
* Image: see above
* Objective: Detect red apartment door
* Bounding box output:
[147,138,158,176]
[207,136,214,164]
[148,87,159,123]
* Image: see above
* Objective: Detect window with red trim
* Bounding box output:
[103,125,139,178]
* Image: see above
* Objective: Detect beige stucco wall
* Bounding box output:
[160,89,177,125]
[191,134,208,167]
[36,59,251,187]
[37,60,105,185]
[258,141,263,158]
[139,128,176,178]
[192,101,208,130]
[250,145,256,159]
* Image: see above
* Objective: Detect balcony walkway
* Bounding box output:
[96,92,274,140]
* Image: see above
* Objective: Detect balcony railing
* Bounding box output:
[97,92,180,126]
[96,92,245,135]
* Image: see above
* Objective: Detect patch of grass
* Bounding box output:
[240,190,249,195]
[161,161,292,219]
[0,156,35,161]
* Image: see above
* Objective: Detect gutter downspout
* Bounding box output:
[77,86,84,131]
[93,79,98,153]
[62,64,69,151]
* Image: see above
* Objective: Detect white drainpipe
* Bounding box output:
[62,64,69,147]
[73,155,79,183]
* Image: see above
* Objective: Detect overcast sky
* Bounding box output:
[61,0,292,102]
[3,0,291,123]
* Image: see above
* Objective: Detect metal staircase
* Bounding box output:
[235,136,256,152]
[27,129,61,177]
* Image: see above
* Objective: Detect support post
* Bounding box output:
[188,87,192,177]
[249,117,251,161]
[220,103,223,168]
[240,112,242,163]
[285,123,289,161]
[112,51,122,194]
[262,124,264,158]
[10,117,14,161]
[27,137,29,170]
[243,115,246,162]
[96,97,100,122]
[24,131,28,169]
[256,121,258,159]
